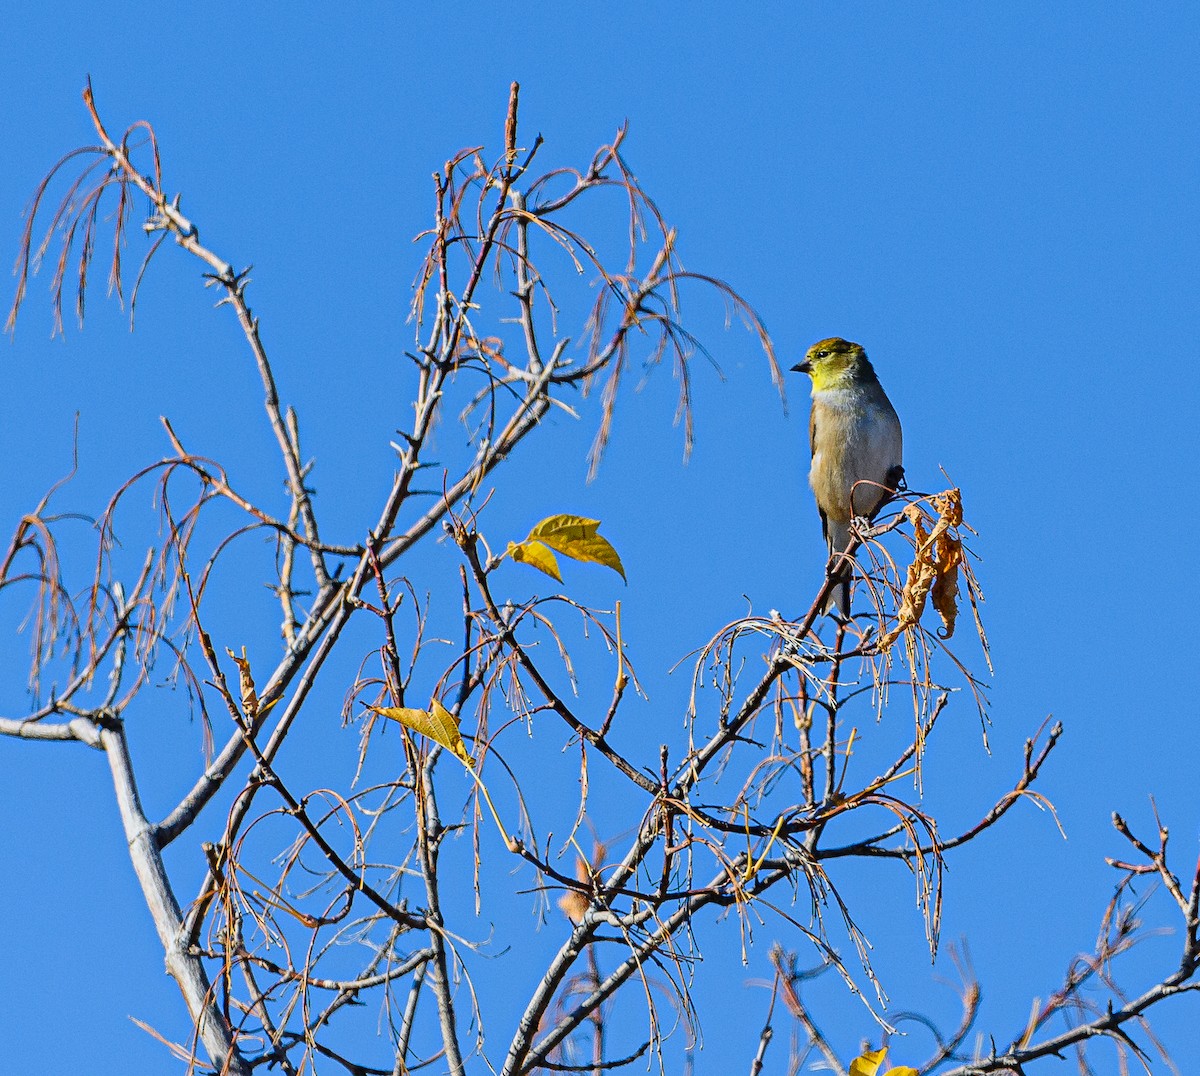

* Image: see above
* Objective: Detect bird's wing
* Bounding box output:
[809,408,830,544]
[811,405,830,546]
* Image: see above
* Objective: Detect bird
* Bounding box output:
[793,337,904,619]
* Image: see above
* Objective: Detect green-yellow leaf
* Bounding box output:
[848,1049,915,1076]
[506,539,562,582]
[849,1050,887,1076]
[525,514,625,580]
[368,699,473,765]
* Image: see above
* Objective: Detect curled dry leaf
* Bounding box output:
[558,842,607,923]
[558,883,590,924]
[226,646,260,720]
[880,489,965,650]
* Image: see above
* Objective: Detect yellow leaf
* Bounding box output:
[849,1048,915,1076]
[368,699,473,765]
[507,539,562,582]
[369,701,519,850]
[849,1049,888,1076]
[524,514,625,579]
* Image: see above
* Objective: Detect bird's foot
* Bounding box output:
[852,513,900,541]
[850,514,874,540]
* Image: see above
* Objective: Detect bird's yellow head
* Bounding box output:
[791,337,870,391]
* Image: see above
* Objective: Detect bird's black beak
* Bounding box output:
[792,360,811,374]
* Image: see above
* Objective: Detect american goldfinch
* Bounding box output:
[793,337,904,618]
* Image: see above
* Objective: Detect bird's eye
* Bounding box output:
[816,350,830,359]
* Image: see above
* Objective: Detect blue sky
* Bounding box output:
[2,4,1198,1073]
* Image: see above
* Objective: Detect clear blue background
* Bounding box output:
[2,4,1198,1073]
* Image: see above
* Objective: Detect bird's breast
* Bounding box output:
[809,389,902,523]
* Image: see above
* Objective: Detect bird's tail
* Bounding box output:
[824,519,855,620]
[824,576,851,620]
